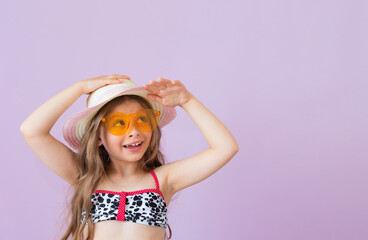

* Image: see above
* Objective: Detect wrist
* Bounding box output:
[73,81,87,95]
[179,92,195,108]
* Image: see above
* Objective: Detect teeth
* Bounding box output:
[127,142,142,147]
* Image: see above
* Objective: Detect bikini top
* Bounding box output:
[81,170,168,228]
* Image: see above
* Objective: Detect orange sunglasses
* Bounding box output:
[100,109,160,136]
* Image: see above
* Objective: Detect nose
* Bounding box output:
[126,118,140,137]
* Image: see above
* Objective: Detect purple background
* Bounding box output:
[1,0,367,239]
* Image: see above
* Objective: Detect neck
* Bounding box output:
[107,159,145,179]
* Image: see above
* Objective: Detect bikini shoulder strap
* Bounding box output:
[150,170,160,190]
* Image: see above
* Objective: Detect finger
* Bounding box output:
[106,74,131,80]
[99,77,124,83]
[172,80,182,86]
[105,77,130,82]
[148,80,161,87]
[143,84,161,94]
[106,78,125,83]
[146,93,164,104]
[148,80,167,91]
[158,78,172,87]
[172,80,187,91]
[158,78,173,87]
[158,86,177,96]
[106,74,118,78]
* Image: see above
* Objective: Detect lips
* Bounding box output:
[123,141,143,147]
[123,141,143,152]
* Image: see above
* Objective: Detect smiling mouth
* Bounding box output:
[123,141,143,148]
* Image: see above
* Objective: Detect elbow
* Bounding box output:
[229,138,239,159]
[210,137,239,159]
[222,144,239,163]
[229,137,239,154]
[219,141,239,159]
[232,137,239,152]
[231,142,239,156]
[227,135,239,156]
[20,121,34,138]
[20,122,28,136]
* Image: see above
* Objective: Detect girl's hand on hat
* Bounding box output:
[143,78,193,107]
[78,74,131,94]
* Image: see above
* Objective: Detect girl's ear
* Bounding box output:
[98,128,103,146]
[97,126,102,147]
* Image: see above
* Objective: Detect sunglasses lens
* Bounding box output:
[104,113,128,136]
[135,109,159,132]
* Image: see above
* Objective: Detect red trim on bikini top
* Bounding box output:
[92,170,165,201]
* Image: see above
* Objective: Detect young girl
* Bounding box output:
[20,74,239,240]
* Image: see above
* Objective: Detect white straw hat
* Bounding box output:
[63,79,176,150]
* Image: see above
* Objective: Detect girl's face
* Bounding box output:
[98,99,153,163]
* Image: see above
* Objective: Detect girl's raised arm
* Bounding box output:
[20,74,128,184]
[144,78,239,195]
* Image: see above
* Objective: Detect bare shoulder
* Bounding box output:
[152,164,173,204]
[152,164,170,189]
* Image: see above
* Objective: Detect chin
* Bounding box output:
[125,150,147,162]
[121,141,149,161]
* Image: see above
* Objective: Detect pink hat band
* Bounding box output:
[63,80,176,150]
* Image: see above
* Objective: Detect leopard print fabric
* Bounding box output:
[81,170,168,228]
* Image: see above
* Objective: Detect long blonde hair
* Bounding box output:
[59,95,172,240]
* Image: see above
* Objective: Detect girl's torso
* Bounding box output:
[82,166,173,240]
